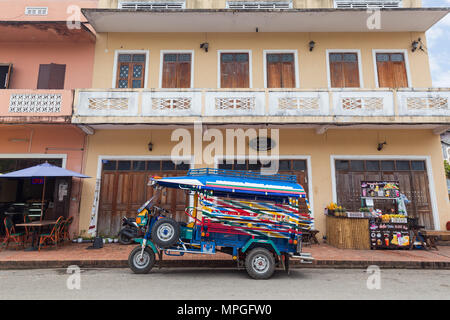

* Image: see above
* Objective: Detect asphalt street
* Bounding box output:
[0,267,449,300]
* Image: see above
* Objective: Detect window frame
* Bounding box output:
[112,50,149,89]
[217,50,253,89]
[326,49,364,89]
[372,49,412,88]
[263,50,299,89]
[159,50,195,89]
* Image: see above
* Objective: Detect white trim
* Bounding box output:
[330,155,440,230]
[262,50,300,89]
[213,154,315,224]
[0,153,67,168]
[372,49,412,88]
[217,50,253,89]
[159,50,195,89]
[112,50,150,89]
[92,155,194,235]
[326,49,364,89]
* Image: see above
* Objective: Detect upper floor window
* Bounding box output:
[226,1,292,9]
[25,7,48,16]
[328,52,361,88]
[115,53,146,88]
[118,1,186,9]
[0,64,12,89]
[37,63,66,89]
[220,52,250,88]
[375,52,409,88]
[334,0,402,8]
[161,52,193,88]
[265,53,296,88]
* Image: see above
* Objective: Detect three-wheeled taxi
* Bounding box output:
[128,168,313,279]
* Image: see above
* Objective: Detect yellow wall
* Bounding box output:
[98,0,422,9]
[78,128,450,236]
[91,32,431,89]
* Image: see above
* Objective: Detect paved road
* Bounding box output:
[0,267,449,300]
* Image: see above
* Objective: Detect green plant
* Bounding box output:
[445,160,450,179]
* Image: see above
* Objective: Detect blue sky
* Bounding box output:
[423,0,450,87]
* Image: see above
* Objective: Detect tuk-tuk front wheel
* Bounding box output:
[128,246,156,274]
[245,248,275,280]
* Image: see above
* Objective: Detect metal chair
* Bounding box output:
[38,216,64,251]
[1,217,25,251]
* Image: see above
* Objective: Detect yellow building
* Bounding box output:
[74,0,450,238]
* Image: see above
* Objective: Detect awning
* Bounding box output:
[81,8,449,33]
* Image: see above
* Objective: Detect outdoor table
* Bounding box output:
[420,230,450,250]
[16,220,57,251]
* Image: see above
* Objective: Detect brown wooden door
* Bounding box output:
[97,160,189,236]
[220,53,249,88]
[161,53,191,88]
[376,53,408,88]
[37,63,66,89]
[329,53,360,88]
[116,53,146,88]
[266,53,296,88]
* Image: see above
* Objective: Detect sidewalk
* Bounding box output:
[0,242,449,269]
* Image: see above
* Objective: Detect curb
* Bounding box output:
[0,259,449,270]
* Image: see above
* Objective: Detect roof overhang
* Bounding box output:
[81,8,450,33]
[0,21,96,42]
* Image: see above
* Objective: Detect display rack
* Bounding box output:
[360,181,411,249]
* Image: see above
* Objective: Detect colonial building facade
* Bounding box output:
[1,0,449,238]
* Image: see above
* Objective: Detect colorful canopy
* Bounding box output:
[151,168,306,199]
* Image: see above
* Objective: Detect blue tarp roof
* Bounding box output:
[151,168,306,199]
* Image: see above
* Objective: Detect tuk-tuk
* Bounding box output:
[128,168,313,279]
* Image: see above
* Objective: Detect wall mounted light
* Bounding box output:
[148,142,153,152]
[200,42,209,52]
[309,40,316,52]
[377,141,387,151]
[411,38,424,52]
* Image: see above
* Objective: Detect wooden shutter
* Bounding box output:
[0,64,13,89]
[162,53,191,88]
[267,53,295,88]
[220,53,249,88]
[376,53,408,88]
[329,53,360,88]
[37,63,66,89]
[116,54,146,89]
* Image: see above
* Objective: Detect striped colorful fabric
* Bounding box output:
[198,195,313,239]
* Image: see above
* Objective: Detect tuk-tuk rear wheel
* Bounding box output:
[128,246,156,274]
[245,247,275,280]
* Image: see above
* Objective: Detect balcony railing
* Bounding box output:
[0,89,73,122]
[72,88,450,123]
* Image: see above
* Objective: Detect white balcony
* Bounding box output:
[73,88,450,124]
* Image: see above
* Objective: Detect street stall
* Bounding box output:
[0,162,89,250]
[326,181,412,250]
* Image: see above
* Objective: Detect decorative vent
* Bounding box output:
[341,97,383,111]
[9,94,61,113]
[406,97,449,111]
[335,0,402,8]
[152,98,192,110]
[278,97,320,111]
[215,97,255,110]
[227,1,292,9]
[88,98,129,111]
[25,7,48,15]
[119,1,185,9]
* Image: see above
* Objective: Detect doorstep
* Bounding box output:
[0,243,449,270]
